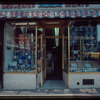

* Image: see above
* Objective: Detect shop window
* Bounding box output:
[70,21,100,73]
[4,22,41,73]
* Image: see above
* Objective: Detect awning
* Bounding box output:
[0,10,100,18]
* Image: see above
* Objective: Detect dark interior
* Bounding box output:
[46,38,62,80]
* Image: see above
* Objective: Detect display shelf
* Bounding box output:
[70,36,95,40]
[70,61,100,72]
[4,28,41,73]
[70,67,100,72]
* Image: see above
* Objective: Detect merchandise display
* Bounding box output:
[5,27,41,73]
[70,26,97,61]
[70,61,100,72]
[70,25,100,72]
[6,50,36,72]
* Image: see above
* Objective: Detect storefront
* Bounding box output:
[0,4,100,90]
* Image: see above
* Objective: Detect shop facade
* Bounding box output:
[0,4,100,90]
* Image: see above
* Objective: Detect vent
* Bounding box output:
[83,79,94,85]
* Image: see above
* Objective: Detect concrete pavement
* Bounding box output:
[0,88,100,97]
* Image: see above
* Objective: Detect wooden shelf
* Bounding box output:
[70,61,100,68]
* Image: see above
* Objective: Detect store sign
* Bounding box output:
[2,4,35,9]
[0,10,99,18]
[39,4,62,8]
[1,4,90,9]
[65,4,89,7]
[0,4,100,18]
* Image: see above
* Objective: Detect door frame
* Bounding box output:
[39,20,70,87]
[40,34,46,87]
[44,26,63,80]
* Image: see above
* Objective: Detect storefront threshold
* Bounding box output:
[38,80,67,90]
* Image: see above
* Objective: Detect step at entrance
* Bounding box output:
[38,80,67,89]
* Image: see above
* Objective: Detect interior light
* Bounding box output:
[45,22,60,25]
[55,28,59,47]
[15,23,27,25]
[29,22,36,25]
[38,28,43,32]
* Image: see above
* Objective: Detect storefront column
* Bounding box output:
[3,22,5,73]
[43,27,46,80]
[97,24,100,51]
[62,27,64,70]
[35,23,38,73]
[68,21,70,88]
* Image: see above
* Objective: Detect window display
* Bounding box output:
[4,22,42,73]
[70,21,100,72]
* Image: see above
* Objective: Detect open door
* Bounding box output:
[62,24,69,88]
[40,34,46,87]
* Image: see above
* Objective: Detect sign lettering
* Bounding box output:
[2,4,35,9]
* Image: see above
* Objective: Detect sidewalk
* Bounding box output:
[0,88,100,97]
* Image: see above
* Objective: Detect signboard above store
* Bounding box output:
[0,4,100,18]
[0,4,100,10]
[1,4,89,9]
[2,4,35,9]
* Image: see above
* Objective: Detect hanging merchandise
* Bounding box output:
[26,34,31,50]
[13,51,17,61]
[19,34,24,49]
[20,26,24,33]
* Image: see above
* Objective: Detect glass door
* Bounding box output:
[40,34,46,87]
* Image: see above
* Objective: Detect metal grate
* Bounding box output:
[83,79,94,85]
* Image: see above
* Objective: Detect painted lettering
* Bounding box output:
[1,4,35,9]
[66,4,89,7]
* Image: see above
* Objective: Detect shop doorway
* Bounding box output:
[46,38,62,80]
[39,20,68,88]
[45,27,62,80]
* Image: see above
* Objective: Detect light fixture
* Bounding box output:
[55,28,59,47]
[15,22,27,25]
[13,22,36,26]
[29,22,36,25]
[38,28,43,32]
[53,47,56,48]
[45,22,60,25]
